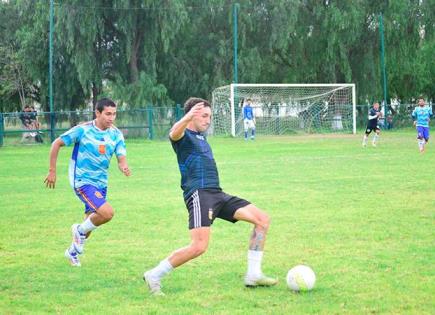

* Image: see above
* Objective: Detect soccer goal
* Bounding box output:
[211,83,356,136]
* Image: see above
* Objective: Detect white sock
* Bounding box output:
[149,258,173,280]
[68,243,78,256]
[373,134,379,144]
[362,135,368,145]
[418,140,425,150]
[247,250,263,278]
[78,217,97,234]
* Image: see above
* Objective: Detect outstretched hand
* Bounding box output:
[44,171,56,189]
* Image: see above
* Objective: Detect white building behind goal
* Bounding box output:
[211,83,356,136]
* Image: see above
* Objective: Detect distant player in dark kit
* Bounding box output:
[143,97,277,295]
[362,102,382,147]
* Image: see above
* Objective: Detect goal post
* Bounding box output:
[211,83,356,137]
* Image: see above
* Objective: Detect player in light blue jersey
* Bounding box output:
[243,98,256,140]
[412,97,433,153]
[44,98,131,266]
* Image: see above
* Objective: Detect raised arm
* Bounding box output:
[44,138,65,189]
[169,103,204,141]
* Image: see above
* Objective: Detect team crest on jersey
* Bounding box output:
[196,135,205,140]
[208,208,213,220]
[95,191,103,198]
[98,144,106,154]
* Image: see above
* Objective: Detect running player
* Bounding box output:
[44,98,131,266]
[412,97,433,153]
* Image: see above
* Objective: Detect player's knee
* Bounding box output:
[189,242,208,257]
[99,204,114,222]
[256,212,270,231]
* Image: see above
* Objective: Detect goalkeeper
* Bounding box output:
[243,98,256,140]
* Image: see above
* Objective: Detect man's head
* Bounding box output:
[418,97,425,107]
[23,105,31,112]
[246,98,252,106]
[95,98,117,130]
[184,97,211,133]
[373,102,380,110]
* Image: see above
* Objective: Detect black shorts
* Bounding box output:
[184,189,250,229]
[365,125,380,134]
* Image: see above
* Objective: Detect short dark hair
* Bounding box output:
[184,97,211,114]
[96,98,116,113]
[418,95,425,100]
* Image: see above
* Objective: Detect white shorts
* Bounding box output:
[244,119,255,131]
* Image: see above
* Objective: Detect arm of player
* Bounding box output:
[44,138,65,189]
[169,103,204,141]
[117,155,131,177]
[411,109,417,126]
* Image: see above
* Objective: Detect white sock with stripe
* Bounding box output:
[78,217,97,234]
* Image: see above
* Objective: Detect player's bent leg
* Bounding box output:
[362,133,369,147]
[168,227,210,268]
[71,204,113,257]
[233,205,278,287]
[372,130,380,146]
[91,202,114,226]
[417,136,425,153]
[144,227,210,296]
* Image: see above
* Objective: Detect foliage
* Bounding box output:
[0,0,433,112]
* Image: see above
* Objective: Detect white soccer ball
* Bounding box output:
[286,265,316,292]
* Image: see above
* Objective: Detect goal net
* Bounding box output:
[211,84,356,136]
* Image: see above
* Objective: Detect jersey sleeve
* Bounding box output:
[60,125,85,146]
[115,132,127,157]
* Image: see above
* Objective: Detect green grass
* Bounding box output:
[0,132,434,314]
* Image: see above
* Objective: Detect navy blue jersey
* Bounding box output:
[367,107,380,128]
[171,129,221,199]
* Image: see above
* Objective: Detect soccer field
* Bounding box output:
[0,132,433,314]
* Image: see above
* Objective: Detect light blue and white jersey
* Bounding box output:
[243,105,254,120]
[60,121,126,189]
[412,106,433,127]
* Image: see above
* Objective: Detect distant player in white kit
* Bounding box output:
[243,98,256,140]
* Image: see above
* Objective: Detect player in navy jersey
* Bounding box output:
[362,102,382,147]
[143,97,277,296]
[243,98,256,140]
[44,98,131,267]
[412,97,433,153]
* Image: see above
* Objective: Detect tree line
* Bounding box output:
[0,0,433,113]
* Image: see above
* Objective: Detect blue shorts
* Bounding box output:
[417,126,430,141]
[75,185,107,214]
